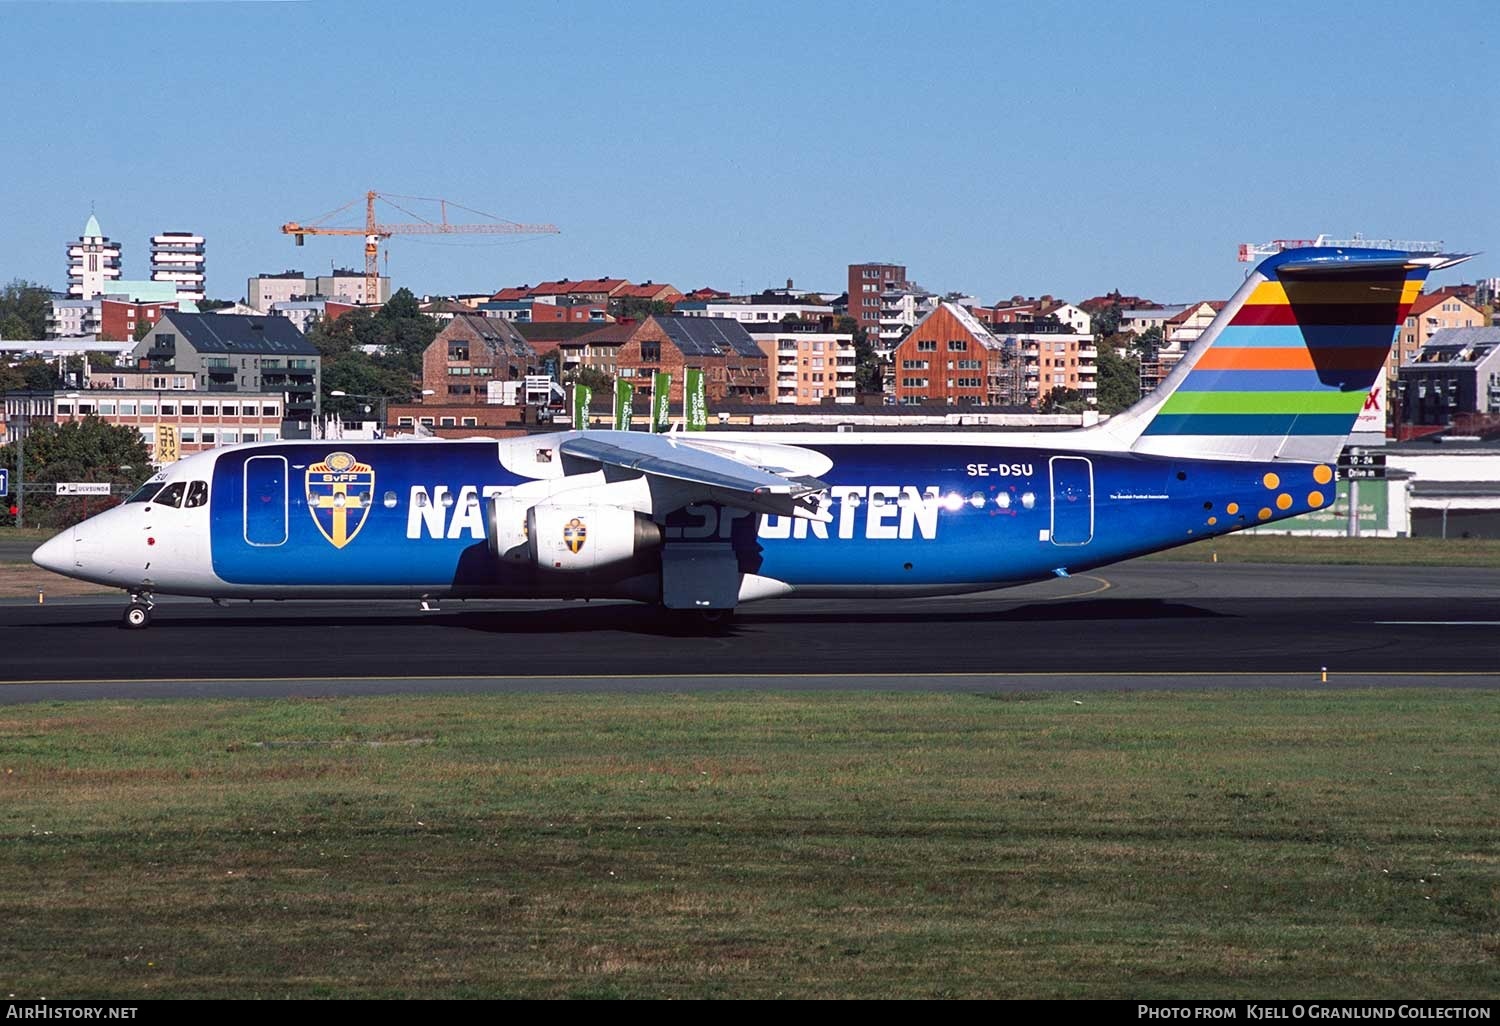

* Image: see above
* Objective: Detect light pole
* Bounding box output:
[328,390,387,440]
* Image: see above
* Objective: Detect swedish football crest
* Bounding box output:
[306,451,374,549]
[563,517,587,554]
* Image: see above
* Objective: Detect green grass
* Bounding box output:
[0,527,59,545]
[1138,535,1500,567]
[1,691,1496,998]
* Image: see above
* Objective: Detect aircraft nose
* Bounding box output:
[32,530,76,575]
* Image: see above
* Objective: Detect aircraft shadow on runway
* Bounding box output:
[40,597,1232,638]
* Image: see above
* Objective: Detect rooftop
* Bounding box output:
[148,312,318,356]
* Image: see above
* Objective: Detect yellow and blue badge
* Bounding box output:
[563,516,587,554]
[306,451,374,549]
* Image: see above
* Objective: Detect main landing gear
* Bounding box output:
[122,592,154,630]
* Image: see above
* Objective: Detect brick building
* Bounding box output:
[847,261,906,334]
[1394,293,1486,384]
[389,402,532,439]
[558,322,635,380]
[891,303,1019,406]
[745,321,857,404]
[422,314,539,404]
[100,298,177,341]
[53,389,287,459]
[614,315,769,405]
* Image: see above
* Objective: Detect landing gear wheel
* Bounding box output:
[678,608,735,635]
[122,603,151,630]
[696,608,735,629]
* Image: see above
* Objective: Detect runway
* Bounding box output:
[2,561,1497,701]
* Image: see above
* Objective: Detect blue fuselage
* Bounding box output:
[203,439,1331,598]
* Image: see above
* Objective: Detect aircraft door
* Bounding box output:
[243,455,289,546]
[1049,456,1093,546]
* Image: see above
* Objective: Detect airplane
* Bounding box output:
[31,245,1470,630]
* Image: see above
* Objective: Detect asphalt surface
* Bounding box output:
[1,561,1497,701]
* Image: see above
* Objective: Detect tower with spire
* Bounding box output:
[67,213,123,300]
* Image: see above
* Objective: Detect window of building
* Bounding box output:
[141,403,156,416]
[119,402,136,415]
[948,339,967,351]
[440,416,457,427]
[201,430,215,444]
[181,404,197,416]
[202,404,217,417]
[449,343,470,361]
[419,417,435,427]
[461,416,477,427]
[222,430,239,444]
[180,428,197,443]
[916,340,937,352]
[398,416,415,427]
[161,404,175,416]
[99,402,116,415]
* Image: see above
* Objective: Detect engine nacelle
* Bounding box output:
[525,503,663,573]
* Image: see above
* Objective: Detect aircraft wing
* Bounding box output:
[560,432,831,520]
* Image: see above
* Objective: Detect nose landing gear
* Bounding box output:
[122,592,155,630]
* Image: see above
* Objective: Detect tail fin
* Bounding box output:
[1103,247,1470,463]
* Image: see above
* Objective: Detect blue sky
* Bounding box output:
[3,0,1494,305]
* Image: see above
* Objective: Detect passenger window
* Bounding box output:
[154,482,186,508]
[186,481,208,508]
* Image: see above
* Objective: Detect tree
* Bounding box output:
[1039,387,1090,414]
[1091,304,1122,337]
[0,279,52,340]
[838,315,882,396]
[378,286,423,322]
[1133,325,1163,362]
[133,320,153,342]
[615,298,674,322]
[196,299,236,313]
[0,418,152,529]
[572,366,613,392]
[1095,339,1141,415]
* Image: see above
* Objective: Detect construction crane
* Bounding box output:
[1237,234,1443,261]
[281,191,559,303]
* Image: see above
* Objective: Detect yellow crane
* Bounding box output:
[281,191,559,302]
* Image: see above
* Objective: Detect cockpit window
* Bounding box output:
[126,481,163,503]
[185,481,208,508]
[154,482,187,508]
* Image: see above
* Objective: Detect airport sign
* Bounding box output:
[0,467,6,497]
[55,482,112,496]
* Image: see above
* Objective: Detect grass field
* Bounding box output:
[1,691,1496,999]
[1139,535,1500,568]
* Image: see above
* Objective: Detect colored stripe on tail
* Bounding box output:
[1107,247,1468,464]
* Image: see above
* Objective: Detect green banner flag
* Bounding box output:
[685,368,707,431]
[572,383,592,430]
[651,372,671,433]
[613,379,633,431]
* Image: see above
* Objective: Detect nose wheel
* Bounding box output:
[122,593,154,630]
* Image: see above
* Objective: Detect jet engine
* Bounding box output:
[488,497,662,573]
